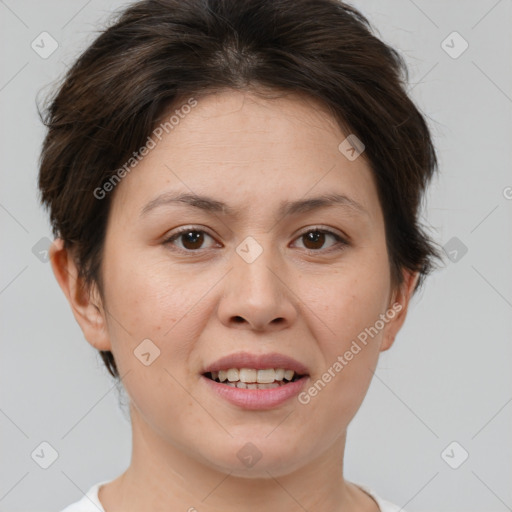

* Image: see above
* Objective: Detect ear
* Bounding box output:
[49,238,112,351]
[379,269,419,352]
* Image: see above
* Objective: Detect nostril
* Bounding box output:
[233,316,244,323]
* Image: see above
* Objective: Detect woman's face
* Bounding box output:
[84,90,414,476]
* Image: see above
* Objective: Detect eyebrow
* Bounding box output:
[139,191,368,219]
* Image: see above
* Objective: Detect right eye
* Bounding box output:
[162,227,221,252]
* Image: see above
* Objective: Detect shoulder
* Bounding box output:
[59,481,109,512]
[353,482,407,512]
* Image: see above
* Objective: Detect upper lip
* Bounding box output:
[202,352,310,375]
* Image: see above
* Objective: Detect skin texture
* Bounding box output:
[50,90,418,512]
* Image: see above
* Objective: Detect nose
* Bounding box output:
[216,242,298,332]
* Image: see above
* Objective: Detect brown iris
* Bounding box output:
[302,231,326,250]
[180,230,205,250]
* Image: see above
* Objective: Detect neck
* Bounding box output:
[100,405,374,512]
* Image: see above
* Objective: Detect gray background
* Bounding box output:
[1,1,511,511]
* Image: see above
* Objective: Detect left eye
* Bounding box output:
[163,227,347,252]
[292,229,346,252]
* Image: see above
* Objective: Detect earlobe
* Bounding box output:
[49,238,112,351]
[379,270,419,352]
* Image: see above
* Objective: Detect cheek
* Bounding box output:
[296,248,390,413]
[106,240,194,319]
[300,247,391,349]
[101,248,210,371]
[101,254,213,437]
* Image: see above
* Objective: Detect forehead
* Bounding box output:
[110,89,381,225]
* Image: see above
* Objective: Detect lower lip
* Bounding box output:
[201,375,309,410]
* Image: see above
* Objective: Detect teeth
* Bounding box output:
[227,368,239,382]
[257,382,280,389]
[257,369,275,383]
[234,381,279,389]
[284,369,294,381]
[239,368,257,383]
[209,368,297,384]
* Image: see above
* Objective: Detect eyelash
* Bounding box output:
[162,225,349,254]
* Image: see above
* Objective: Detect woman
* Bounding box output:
[38,0,441,510]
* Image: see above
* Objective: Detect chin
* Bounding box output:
[195,435,308,478]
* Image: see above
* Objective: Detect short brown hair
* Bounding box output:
[38,0,442,379]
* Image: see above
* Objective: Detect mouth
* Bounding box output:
[200,352,310,409]
[203,368,305,389]
[201,352,309,410]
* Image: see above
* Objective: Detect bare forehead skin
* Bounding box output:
[109,89,383,233]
